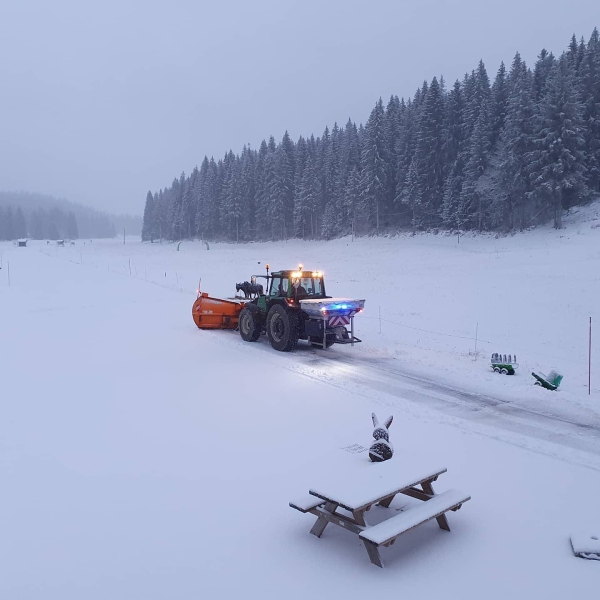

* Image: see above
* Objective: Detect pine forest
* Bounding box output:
[142,30,600,242]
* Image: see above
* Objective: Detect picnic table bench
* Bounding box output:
[290,464,470,568]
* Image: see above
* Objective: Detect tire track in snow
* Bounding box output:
[198,330,600,471]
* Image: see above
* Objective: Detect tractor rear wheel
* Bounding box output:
[239,308,261,342]
[266,304,299,351]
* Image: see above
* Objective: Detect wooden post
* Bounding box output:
[123,228,126,245]
[128,258,131,276]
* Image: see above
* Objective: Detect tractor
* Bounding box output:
[192,264,365,352]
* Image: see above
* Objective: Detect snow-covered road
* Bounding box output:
[198,326,600,470]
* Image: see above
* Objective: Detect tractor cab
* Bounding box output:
[268,269,326,300]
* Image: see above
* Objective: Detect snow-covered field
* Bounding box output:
[1,203,599,598]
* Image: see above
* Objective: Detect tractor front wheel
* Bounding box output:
[239,308,261,342]
[266,304,299,352]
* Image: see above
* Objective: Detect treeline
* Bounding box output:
[142,29,600,242]
[0,205,79,240]
[0,192,119,239]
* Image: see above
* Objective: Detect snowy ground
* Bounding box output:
[1,204,599,598]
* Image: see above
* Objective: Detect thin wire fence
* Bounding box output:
[360,311,585,367]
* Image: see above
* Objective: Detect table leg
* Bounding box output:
[362,539,384,568]
[421,480,450,531]
[352,510,367,526]
[310,502,338,538]
[378,494,395,508]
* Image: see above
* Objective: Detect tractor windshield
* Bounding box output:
[291,276,324,297]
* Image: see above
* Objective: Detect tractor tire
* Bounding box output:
[239,308,261,342]
[266,304,299,352]
[501,368,509,375]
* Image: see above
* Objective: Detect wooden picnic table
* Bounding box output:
[290,461,470,568]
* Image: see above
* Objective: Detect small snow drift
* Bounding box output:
[570,531,600,561]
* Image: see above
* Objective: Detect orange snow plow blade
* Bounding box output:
[192,293,245,330]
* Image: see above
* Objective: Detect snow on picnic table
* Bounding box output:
[0,206,599,599]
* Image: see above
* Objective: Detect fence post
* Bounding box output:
[590,317,592,396]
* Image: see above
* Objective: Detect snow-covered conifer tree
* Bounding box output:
[528,54,587,228]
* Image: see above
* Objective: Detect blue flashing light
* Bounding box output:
[328,302,357,312]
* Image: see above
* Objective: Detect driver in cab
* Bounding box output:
[292,278,307,297]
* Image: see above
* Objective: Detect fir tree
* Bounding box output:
[360,98,388,231]
[499,53,536,230]
[254,140,270,239]
[528,54,587,228]
[384,96,401,212]
[223,155,243,242]
[402,158,422,231]
[491,62,508,145]
[463,98,492,230]
[414,76,445,226]
[141,191,156,241]
[580,28,600,192]
[442,80,467,228]
[239,146,256,240]
[344,165,361,236]
[533,49,556,101]
[294,154,320,238]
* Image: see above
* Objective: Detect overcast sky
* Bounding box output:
[0,0,597,216]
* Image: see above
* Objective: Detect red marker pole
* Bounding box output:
[589,317,592,396]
